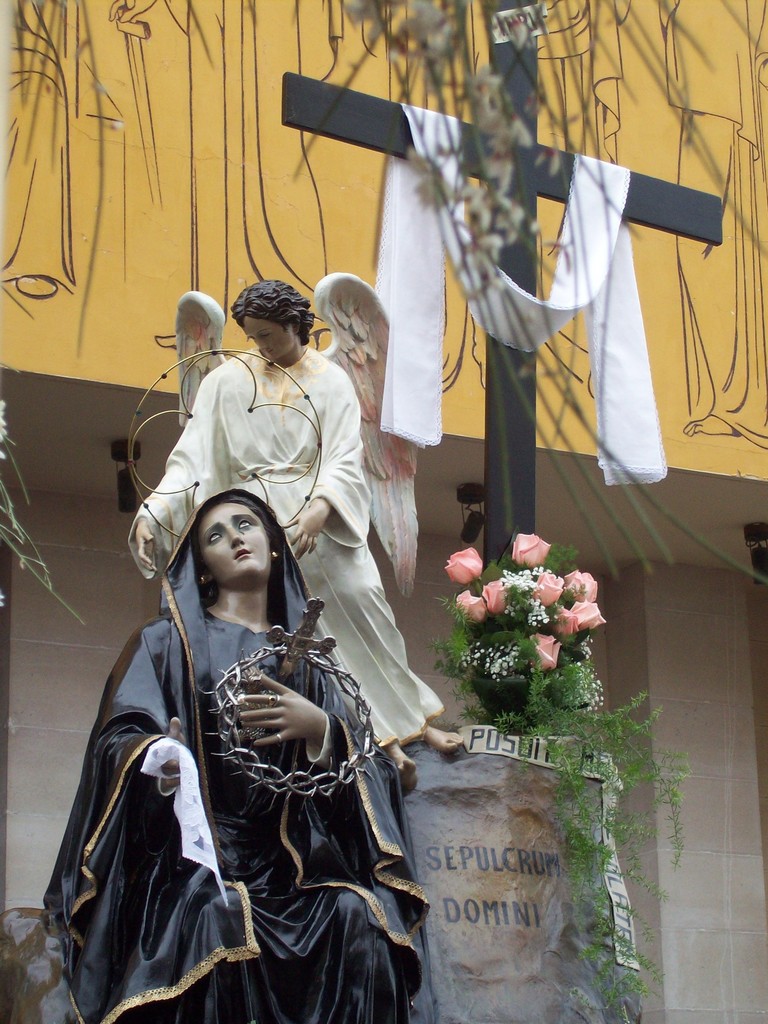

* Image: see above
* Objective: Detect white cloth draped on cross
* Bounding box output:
[376,105,667,486]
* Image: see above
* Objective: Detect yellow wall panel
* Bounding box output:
[4,1,768,481]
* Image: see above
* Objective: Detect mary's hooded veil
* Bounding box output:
[43,489,434,1024]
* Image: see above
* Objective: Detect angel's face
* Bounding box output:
[242,317,304,368]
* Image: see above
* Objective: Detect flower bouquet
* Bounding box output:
[438,533,606,735]
[436,535,689,1008]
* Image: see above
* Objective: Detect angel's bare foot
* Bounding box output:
[383,741,418,792]
[423,726,464,754]
[683,415,738,437]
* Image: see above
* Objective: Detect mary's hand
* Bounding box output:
[239,677,328,753]
[134,517,157,573]
[158,716,187,795]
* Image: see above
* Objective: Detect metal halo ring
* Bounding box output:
[127,349,324,538]
[267,693,279,708]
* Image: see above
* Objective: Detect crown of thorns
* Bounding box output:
[212,633,376,797]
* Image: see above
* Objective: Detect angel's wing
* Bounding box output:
[175,291,226,424]
[314,272,418,597]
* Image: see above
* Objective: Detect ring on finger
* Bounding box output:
[275,732,282,744]
[267,693,279,708]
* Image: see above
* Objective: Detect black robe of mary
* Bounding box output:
[44,491,435,1024]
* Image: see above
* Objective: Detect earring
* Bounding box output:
[270,551,279,561]
[199,572,212,585]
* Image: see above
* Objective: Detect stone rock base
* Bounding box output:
[404,742,642,1024]
[0,909,74,1024]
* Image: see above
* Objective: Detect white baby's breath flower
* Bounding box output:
[345,0,387,24]
[527,599,549,627]
[0,399,7,459]
[345,0,392,40]
[407,149,459,211]
[401,0,453,57]
[501,569,537,593]
[536,146,562,176]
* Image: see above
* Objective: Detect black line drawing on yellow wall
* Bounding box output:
[7,0,766,461]
[108,0,341,320]
[535,0,631,424]
[664,0,768,449]
[4,1,347,337]
[4,1,75,302]
[539,0,630,164]
[536,0,768,454]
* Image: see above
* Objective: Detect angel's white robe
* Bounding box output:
[129,346,444,745]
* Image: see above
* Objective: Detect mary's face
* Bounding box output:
[197,502,271,593]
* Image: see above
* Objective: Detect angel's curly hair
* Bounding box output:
[230,280,314,346]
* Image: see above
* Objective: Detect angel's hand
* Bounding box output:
[287,498,331,559]
[135,518,157,573]
[239,677,328,752]
[158,716,187,796]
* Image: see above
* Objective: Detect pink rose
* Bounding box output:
[482,579,507,615]
[571,601,606,630]
[532,571,564,607]
[445,547,483,584]
[533,633,561,671]
[512,533,551,567]
[563,570,598,603]
[456,589,488,622]
[554,607,581,636]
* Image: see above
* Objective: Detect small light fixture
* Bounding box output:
[744,522,768,583]
[457,482,485,544]
[111,439,141,514]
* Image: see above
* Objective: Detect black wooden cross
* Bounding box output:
[281,3,722,563]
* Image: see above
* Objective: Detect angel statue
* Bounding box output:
[130,277,463,787]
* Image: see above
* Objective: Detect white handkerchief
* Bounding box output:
[141,737,227,899]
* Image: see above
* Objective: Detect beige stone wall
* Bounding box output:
[3,491,158,909]
[4,503,768,1024]
[606,563,768,1023]
[0,545,11,907]
[747,586,768,940]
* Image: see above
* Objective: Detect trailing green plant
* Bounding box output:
[435,533,689,1010]
[0,397,81,619]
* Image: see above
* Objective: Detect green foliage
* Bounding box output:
[0,398,81,619]
[436,540,689,1011]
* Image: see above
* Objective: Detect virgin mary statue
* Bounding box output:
[45,489,436,1024]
